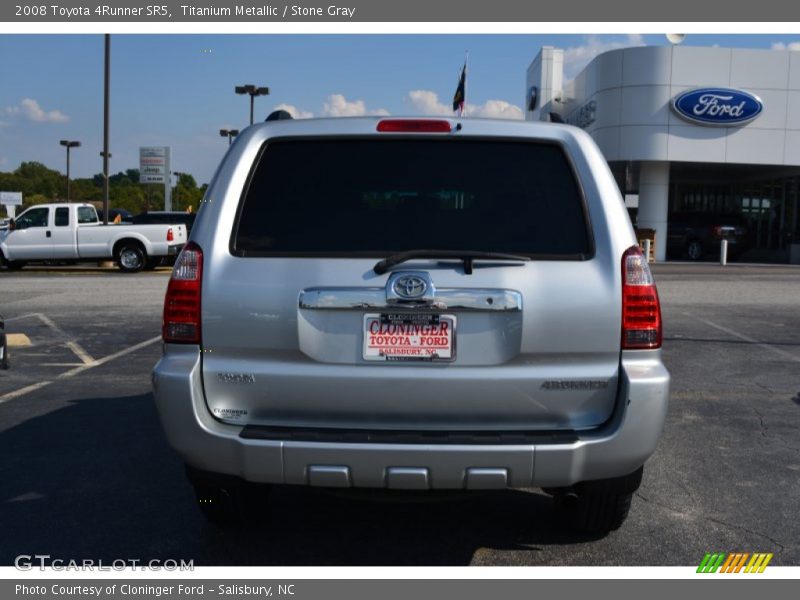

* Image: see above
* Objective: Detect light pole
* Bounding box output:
[59,140,81,201]
[219,128,239,145]
[102,34,111,225]
[173,171,186,210]
[98,151,112,221]
[234,84,269,125]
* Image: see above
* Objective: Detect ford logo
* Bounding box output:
[393,275,427,299]
[672,88,763,126]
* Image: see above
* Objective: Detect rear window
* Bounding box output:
[233,139,592,258]
[77,207,97,224]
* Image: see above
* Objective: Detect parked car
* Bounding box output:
[0,314,8,370]
[132,211,196,234]
[152,116,670,534]
[0,203,186,272]
[667,212,751,260]
[96,208,134,223]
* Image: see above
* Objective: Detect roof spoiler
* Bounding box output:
[266,110,293,122]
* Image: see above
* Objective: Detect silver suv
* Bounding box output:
[153,116,669,534]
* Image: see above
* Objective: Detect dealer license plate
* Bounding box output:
[363,313,456,362]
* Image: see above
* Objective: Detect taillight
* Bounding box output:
[622,245,662,349]
[377,119,452,133]
[167,227,174,242]
[162,242,202,344]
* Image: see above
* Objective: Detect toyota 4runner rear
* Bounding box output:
[152,116,669,534]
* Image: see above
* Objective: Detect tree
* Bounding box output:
[1,161,206,214]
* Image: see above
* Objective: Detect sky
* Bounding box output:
[2,33,800,185]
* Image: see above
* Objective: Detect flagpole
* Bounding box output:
[463,51,468,118]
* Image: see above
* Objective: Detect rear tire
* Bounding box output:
[116,242,146,273]
[551,467,643,535]
[685,240,704,261]
[186,465,272,527]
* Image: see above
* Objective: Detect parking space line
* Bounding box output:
[65,340,95,365]
[58,335,161,378]
[34,315,96,363]
[683,312,800,364]
[35,313,67,336]
[5,312,95,364]
[0,335,162,405]
[4,313,40,323]
[0,381,53,404]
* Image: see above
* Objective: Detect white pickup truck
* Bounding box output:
[0,203,187,272]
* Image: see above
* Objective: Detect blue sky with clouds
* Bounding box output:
[2,34,800,184]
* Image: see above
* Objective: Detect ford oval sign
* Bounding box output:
[672,88,763,126]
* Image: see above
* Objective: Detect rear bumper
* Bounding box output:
[152,347,669,489]
[167,243,185,256]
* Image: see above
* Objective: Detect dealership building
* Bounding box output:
[526,45,800,262]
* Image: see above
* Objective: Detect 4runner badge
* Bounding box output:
[217,373,255,384]
[541,380,610,390]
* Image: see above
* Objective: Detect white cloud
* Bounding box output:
[771,42,800,51]
[322,94,389,117]
[406,90,523,120]
[406,90,451,115]
[563,34,645,78]
[469,100,524,120]
[273,103,314,119]
[5,98,69,123]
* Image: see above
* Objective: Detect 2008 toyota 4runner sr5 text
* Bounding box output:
[152,116,669,534]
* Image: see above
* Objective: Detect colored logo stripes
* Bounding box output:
[697,553,773,573]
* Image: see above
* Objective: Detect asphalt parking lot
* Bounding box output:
[0,263,798,566]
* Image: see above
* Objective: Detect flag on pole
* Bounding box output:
[452,61,466,116]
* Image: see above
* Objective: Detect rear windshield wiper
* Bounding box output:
[373,250,531,275]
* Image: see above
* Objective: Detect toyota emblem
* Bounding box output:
[393,275,428,299]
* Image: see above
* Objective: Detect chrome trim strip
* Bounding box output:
[299,288,522,312]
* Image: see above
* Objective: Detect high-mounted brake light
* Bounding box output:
[162,242,203,344]
[377,119,452,133]
[621,245,662,350]
[167,227,174,242]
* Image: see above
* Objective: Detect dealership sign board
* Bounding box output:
[672,88,763,126]
[0,191,23,205]
[139,146,170,184]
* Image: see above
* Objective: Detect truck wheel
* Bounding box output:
[5,260,26,270]
[551,467,643,535]
[116,243,146,273]
[686,240,704,261]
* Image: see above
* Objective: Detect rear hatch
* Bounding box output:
[200,131,621,431]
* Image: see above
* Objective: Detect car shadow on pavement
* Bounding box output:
[0,393,600,567]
